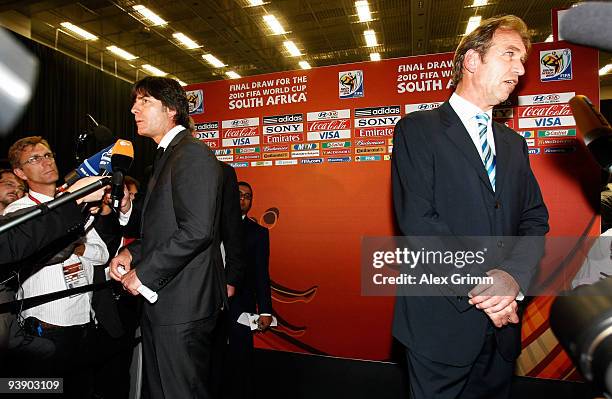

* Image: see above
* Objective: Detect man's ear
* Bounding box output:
[13,168,27,182]
[463,49,480,74]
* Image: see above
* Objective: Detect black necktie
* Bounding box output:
[153,147,164,172]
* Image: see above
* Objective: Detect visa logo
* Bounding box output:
[319,131,340,139]
[233,138,252,145]
[534,117,562,127]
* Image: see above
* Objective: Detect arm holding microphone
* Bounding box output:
[0,176,108,265]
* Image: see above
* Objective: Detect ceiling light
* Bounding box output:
[173,32,200,49]
[133,5,167,26]
[471,0,487,6]
[283,41,302,57]
[370,52,381,61]
[226,71,241,79]
[364,29,377,47]
[106,46,138,60]
[263,15,286,35]
[203,54,226,68]
[59,22,98,41]
[142,64,167,76]
[177,79,188,86]
[599,64,612,76]
[464,16,481,35]
[355,1,372,22]
[299,61,311,69]
[248,0,264,5]
[545,34,553,42]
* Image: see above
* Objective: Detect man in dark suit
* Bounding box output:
[223,181,272,399]
[110,77,224,399]
[391,15,549,399]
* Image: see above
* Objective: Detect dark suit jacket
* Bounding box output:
[232,217,272,315]
[220,162,246,289]
[391,101,549,366]
[128,129,225,325]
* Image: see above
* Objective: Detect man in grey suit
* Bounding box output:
[110,77,224,398]
[391,15,549,399]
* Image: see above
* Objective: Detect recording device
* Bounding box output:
[109,140,134,210]
[0,28,39,135]
[549,95,612,395]
[62,142,115,189]
[569,95,612,173]
[117,266,158,303]
[550,278,612,394]
[559,2,612,52]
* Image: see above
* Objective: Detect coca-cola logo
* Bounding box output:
[519,104,571,118]
[308,120,350,131]
[222,127,259,137]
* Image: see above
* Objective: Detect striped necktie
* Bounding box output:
[475,113,496,191]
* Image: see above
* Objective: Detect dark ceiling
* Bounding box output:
[0,0,609,86]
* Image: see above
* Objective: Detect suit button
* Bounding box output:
[497,240,504,248]
[494,201,501,209]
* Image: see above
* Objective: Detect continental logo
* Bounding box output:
[292,143,319,151]
[263,145,290,152]
[235,147,260,154]
[355,146,385,155]
[263,113,303,124]
[263,152,289,160]
[354,106,401,117]
[537,129,576,137]
[322,141,351,149]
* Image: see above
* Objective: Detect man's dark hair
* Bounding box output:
[131,77,190,128]
[238,181,252,194]
[124,175,140,192]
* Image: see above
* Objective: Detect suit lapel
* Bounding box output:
[142,129,189,216]
[439,102,493,194]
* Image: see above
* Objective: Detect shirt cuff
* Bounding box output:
[260,313,272,317]
[119,205,133,226]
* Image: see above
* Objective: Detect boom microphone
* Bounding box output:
[559,2,612,52]
[569,95,612,173]
[109,140,134,210]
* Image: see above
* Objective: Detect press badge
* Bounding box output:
[63,261,88,296]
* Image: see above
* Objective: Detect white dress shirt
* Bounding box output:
[4,191,109,326]
[449,92,496,158]
[158,124,186,150]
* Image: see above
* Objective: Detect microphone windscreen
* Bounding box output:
[110,140,134,173]
[93,125,115,147]
[559,2,612,52]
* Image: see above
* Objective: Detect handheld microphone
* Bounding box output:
[62,143,115,189]
[109,140,134,210]
[568,95,612,173]
[559,2,612,52]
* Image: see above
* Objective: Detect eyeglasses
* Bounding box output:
[239,193,252,200]
[21,152,55,166]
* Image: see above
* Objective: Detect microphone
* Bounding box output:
[109,139,134,210]
[559,2,612,52]
[62,142,115,189]
[568,95,612,173]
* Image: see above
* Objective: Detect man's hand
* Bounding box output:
[227,284,235,298]
[484,300,519,328]
[257,315,273,332]
[109,248,132,282]
[121,269,143,296]
[68,176,109,204]
[468,269,520,312]
[73,244,85,256]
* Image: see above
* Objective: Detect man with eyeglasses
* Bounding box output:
[3,136,109,397]
[0,169,25,214]
[223,181,273,399]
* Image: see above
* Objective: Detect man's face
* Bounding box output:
[0,172,25,208]
[13,143,59,187]
[470,29,527,108]
[131,93,176,143]
[126,183,138,201]
[239,185,252,216]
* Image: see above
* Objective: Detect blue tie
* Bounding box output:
[475,113,496,191]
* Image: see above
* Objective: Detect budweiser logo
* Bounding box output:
[308,120,350,131]
[223,127,259,137]
[518,104,571,118]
